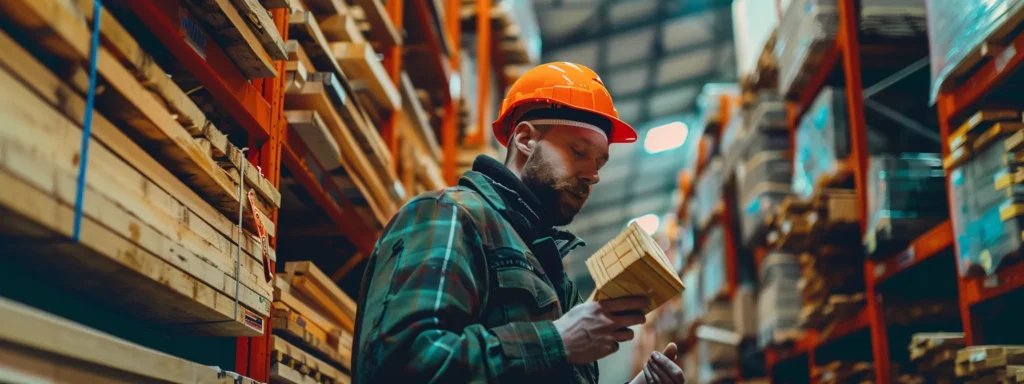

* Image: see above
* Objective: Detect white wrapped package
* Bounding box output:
[733,0,781,79]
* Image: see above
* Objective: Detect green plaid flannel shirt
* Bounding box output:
[352,156,598,383]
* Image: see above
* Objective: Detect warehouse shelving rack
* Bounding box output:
[761,1,961,383]
[118,0,480,380]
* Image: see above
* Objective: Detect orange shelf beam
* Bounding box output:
[867,221,953,286]
[962,260,1024,307]
[442,0,461,185]
[818,308,870,347]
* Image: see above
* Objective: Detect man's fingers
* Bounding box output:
[613,328,635,342]
[598,296,650,312]
[652,352,686,384]
[610,313,648,329]
[662,342,679,361]
[648,353,675,383]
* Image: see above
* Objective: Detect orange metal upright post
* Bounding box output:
[837,0,890,382]
[383,0,404,172]
[470,0,492,146]
[442,0,462,185]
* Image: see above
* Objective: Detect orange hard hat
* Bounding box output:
[492,62,637,147]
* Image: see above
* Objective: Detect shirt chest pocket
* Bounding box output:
[487,249,562,322]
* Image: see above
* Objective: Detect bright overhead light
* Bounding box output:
[629,213,661,235]
[644,121,689,154]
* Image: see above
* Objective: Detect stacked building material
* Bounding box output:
[956,346,1024,383]
[797,247,866,330]
[585,222,686,314]
[908,333,965,383]
[946,110,1024,277]
[865,154,949,258]
[757,252,803,349]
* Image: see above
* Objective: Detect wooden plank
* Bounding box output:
[351,0,402,47]
[0,167,262,336]
[286,262,357,331]
[272,309,350,370]
[331,41,401,111]
[275,305,329,344]
[317,13,365,43]
[271,361,320,384]
[0,67,273,309]
[301,0,348,15]
[286,40,317,76]
[286,110,343,170]
[286,80,393,221]
[272,336,348,383]
[231,0,289,60]
[0,297,263,382]
[0,30,274,293]
[0,0,266,225]
[289,10,348,84]
[184,0,279,78]
[274,278,345,338]
[399,71,442,161]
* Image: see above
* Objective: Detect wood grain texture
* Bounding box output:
[272,307,351,370]
[68,0,282,208]
[272,336,349,383]
[0,29,275,275]
[585,222,685,314]
[351,0,401,47]
[331,41,400,111]
[184,0,279,78]
[286,262,357,332]
[274,278,345,338]
[0,0,264,226]
[0,66,272,312]
[0,297,263,383]
[317,13,365,43]
[231,0,289,60]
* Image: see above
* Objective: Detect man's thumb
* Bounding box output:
[662,342,678,360]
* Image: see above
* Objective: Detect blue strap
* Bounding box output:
[73,0,102,241]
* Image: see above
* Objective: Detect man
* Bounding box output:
[352,62,685,383]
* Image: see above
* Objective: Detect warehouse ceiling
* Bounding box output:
[531,0,738,290]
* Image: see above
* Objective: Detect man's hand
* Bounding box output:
[630,343,686,384]
[553,296,649,364]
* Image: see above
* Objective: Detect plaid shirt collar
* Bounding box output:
[459,155,586,259]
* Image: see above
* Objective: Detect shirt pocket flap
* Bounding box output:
[495,267,559,310]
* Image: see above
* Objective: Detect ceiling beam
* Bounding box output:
[605,39,725,75]
[541,0,733,52]
[611,73,722,113]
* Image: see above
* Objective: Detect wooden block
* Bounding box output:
[271,361,320,384]
[0,29,275,270]
[183,0,279,78]
[351,0,402,47]
[286,261,357,332]
[330,41,399,111]
[0,0,278,218]
[274,279,346,339]
[290,10,348,83]
[272,311,347,369]
[585,222,685,313]
[318,13,366,43]
[286,40,317,75]
[230,0,289,60]
[0,297,263,383]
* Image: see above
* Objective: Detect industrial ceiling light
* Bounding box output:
[629,213,661,235]
[644,121,689,154]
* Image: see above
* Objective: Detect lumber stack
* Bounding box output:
[586,222,686,314]
[0,0,280,336]
[0,297,266,384]
[797,247,865,331]
[957,346,1024,383]
[285,1,417,228]
[271,261,355,383]
[907,333,965,383]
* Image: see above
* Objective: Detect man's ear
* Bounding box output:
[511,121,538,156]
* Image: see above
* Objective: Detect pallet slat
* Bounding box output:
[231,0,289,60]
[351,0,401,47]
[331,41,401,111]
[272,336,349,384]
[285,262,357,332]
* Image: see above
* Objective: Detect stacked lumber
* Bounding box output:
[284,2,408,228]
[797,247,865,331]
[585,222,686,314]
[907,333,965,383]
[957,346,1024,383]
[0,0,279,335]
[271,261,355,383]
[0,297,266,383]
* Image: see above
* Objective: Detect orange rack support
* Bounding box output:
[442,0,462,185]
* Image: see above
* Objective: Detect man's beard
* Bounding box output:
[521,146,589,227]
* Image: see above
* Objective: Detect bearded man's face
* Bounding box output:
[519,125,609,226]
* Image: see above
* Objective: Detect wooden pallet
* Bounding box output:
[910,333,966,362]
[271,336,350,384]
[331,41,400,112]
[586,222,686,314]
[285,262,357,332]
[0,297,265,383]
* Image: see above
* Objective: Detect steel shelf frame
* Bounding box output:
[936,15,1024,346]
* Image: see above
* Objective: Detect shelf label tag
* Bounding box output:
[897,247,916,267]
[179,8,208,61]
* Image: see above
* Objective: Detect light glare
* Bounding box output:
[644,121,689,154]
[630,213,661,235]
